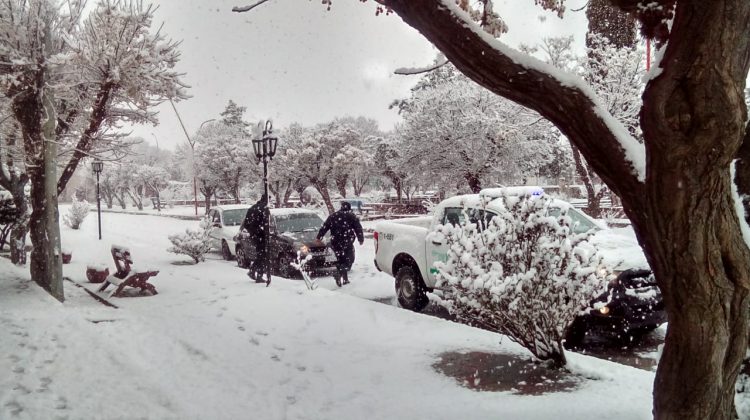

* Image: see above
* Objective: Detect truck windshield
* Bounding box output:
[548,207,599,234]
[274,214,324,233]
[222,209,247,226]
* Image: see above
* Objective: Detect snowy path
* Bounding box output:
[0,212,655,419]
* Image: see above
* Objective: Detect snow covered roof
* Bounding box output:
[215,204,252,211]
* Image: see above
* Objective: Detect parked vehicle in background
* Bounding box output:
[373,187,665,344]
[207,205,250,260]
[335,198,372,215]
[234,208,337,278]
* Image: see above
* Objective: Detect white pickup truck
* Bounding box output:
[373,187,664,344]
[373,187,558,311]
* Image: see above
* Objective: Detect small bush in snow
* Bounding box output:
[167,217,213,263]
[434,193,608,367]
[63,199,91,230]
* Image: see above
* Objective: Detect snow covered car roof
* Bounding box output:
[214,204,252,211]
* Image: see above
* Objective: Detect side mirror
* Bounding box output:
[213,222,222,228]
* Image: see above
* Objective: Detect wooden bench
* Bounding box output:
[150,197,166,210]
[98,245,159,297]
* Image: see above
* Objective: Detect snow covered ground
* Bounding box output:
[0,211,658,419]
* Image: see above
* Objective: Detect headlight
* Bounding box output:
[299,245,310,255]
[599,306,610,315]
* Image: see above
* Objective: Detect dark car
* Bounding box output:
[234,208,338,278]
[566,268,667,347]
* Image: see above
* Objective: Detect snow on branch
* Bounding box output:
[394,56,449,75]
[232,0,272,13]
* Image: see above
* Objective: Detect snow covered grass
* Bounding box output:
[0,211,658,419]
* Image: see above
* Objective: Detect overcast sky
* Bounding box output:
[130,0,589,150]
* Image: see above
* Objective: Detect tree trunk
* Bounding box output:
[634,4,750,418]
[314,182,335,214]
[464,172,481,193]
[17,93,64,301]
[335,176,347,198]
[570,146,604,217]
[8,176,29,265]
[632,168,750,420]
[9,225,27,265]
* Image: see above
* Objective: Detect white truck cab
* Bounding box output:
[374,187,616,311]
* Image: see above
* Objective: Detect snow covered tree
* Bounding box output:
[167,217,213,263]
[435,193,608,367]
[396,64,557,193]
[0,0,186,301]
[373,139,407,201]
[194,121,255,204]
[291,122,362,213]
[62,199,90,230]
[220,100,250,134]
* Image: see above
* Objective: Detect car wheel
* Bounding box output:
[395,266,429,312]
[221,241,233,261]
[564,318,587,349]
[277,254,297,279]
[236,246,248,268]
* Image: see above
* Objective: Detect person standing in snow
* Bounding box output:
[240,194,270,283]
[316,201,364,287]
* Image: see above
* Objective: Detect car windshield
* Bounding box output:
[222,209,247,226]
[548,207,599,234]
[274,213,324,233]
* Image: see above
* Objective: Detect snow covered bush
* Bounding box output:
[63,199,91,230]
[167,217,213,263]
[434,193,609,367]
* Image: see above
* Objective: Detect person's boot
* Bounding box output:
[334,271,342,287]
[342,270,349,285]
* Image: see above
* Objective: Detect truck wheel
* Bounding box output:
[236,247,249,269]
[221,241,233,261]
[396,266,429,312]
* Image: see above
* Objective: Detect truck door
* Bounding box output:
[426,207,464,286]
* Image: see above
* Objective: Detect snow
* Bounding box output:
[730,160,750,250]
[436,0,647,182]
[0,210,657,419]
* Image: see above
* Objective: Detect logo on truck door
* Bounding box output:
[382,233,394,240]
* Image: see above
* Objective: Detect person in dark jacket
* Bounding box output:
[240,194,270,283]
[317,201,364,287]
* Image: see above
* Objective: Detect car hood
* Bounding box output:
[589,226,649,271]
[280,230,324,245]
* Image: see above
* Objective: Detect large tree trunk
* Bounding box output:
[14,91,64,301]
[635,4,750,417]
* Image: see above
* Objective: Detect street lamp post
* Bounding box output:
[91,159,104,240]
[170,98,216,216]
[252,120,278,287]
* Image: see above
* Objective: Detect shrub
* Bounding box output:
[63,199,91,230]
[434,193,608,367]
[167,217,213,263]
